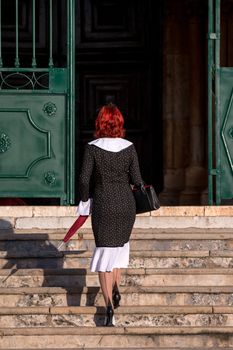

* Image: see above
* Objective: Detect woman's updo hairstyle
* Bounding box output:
[95,103,125,138]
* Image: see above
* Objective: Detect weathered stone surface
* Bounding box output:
[1,221,233,348]
[152,206,205,217]
[15,217,92,230]
[2,268,233,288]
[205,206,233,217]
[135,216,233,229]
[4,255,233,270]
[2,330,233,349]
[32,206,78,217]
[1,312,228,328]
[2,236,231,254]
[2,206,233,230]
[64,238,227,251]
[0,207,33,218]
[2,289,233,308]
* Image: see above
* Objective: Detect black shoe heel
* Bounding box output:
[105,305,115,327]
[113,290,121,309]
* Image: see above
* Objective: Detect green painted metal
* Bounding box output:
[0,0,75,204]
[219,69,233,200]
[208,0,214,205]
[15,0,20,68]
[0,0,2,68]
[31,0,36,68]
[208,0,233,204]
[49,0,54,68]
[67,0,75,204]
[215,0,221,205]
[0,95,65,196]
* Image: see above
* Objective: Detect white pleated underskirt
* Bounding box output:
[90,242,129,272]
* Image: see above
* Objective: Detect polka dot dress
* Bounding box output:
[79,138,142,271]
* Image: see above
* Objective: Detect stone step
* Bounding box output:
[2,285,233,308]
[0,305,230,328]
[2,349,188,350]
[0,237,231,253]
[1,268,233,288]
[2,251,233,269]
[1,228,233,253]
[1,326,233,349]
[3,349,233,350]
[0,249,212,258]
[2,228,233,240]
[1,285,233,307]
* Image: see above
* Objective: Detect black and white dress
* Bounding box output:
[78,138,142,272]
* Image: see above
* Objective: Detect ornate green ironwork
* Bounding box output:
[0,132,11,153]
[43,102,57,117]
[0,0,75,204]
[228,127,233,139]
[44,171,56,186]
[208,0,233,203]
[32,0,36,68]
[0,0,2,68]
[208,0,221,204]
[15,0,20,68]
[0,71,49,90]
[0,108,51,178]
[49,0,54,68]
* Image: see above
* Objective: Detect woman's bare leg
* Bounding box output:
[98,271,114,307]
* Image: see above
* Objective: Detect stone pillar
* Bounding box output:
[179,18,207,204]
[160,10,190,205]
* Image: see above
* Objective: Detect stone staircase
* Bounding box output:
[0,207,233,349]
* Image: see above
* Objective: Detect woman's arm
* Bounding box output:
[129,145,143,186]
[79,145,94,202]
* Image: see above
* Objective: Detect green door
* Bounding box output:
[208,0,233,204]
[219,68,233,202]
[0,1,75,204]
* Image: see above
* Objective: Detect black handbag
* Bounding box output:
[132,184,160,214]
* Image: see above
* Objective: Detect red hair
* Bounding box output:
[95,104,125,138]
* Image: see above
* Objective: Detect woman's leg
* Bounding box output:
[113,268,121,290]
[112,268,122,309]
[98,271,114,306]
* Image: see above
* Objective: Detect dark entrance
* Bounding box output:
[75,0,163,202]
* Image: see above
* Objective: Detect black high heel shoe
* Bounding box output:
[105,305,115,327]
[112,289,121,309]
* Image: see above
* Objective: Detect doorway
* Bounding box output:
[74,0,163,203]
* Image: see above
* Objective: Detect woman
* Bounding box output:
[78,103,142,326]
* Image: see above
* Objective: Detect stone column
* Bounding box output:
[160,11,190,205]
[179,18,207,204]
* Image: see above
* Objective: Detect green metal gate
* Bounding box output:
[208,0,233,204]
[0,0,75,204]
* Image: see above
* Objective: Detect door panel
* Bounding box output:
[0,94,66,196]
[0,0,75,204]
[220,68,233,199]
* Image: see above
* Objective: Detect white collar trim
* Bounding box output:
[88,138,132,152]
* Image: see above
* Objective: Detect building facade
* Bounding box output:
[0,0,232,205]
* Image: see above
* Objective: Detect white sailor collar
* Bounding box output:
[88,138,132,152]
